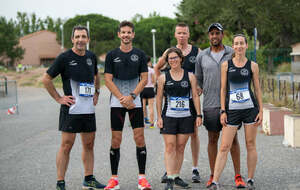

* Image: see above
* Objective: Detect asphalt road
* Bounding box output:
[0,87,300,190]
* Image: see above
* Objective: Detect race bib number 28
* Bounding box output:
[79,83,95,97]
[230,88,250,103]
[170,97,189,111]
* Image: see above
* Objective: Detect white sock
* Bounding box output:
[192,167,198,171]
[247,178,254,182]
[138,175,146,180]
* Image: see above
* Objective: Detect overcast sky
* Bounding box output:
[1,0,182,21]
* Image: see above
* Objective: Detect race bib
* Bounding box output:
[230,88,250,103]
[79,83,95,97]
[170,97,189,111]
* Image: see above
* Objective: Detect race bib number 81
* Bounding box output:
[79,83,95,97]
[170,97,189,111]
[230,88,250,103]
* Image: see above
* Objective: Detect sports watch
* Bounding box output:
[130,92,137,100]
[220,109,226,114]
[95,89,100,94]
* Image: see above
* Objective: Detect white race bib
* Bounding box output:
[230,88,250,103]
[170,97,189,111]
[79,83,95,97]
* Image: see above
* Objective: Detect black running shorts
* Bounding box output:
[110,107,144,131]
[226,107,259,127]
[59,107,96,133]
[160,116,195,135]
[141,87,155,99]
[203,107,222,132]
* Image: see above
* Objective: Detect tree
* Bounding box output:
[134,15,177,58]
[62,14,120,56]
[0,17,24,67]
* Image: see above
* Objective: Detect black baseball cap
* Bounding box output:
[208,23,223,32]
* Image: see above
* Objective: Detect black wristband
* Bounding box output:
[196,114,203,118]
[220,109,226,114]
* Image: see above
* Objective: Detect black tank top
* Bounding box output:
[226,59,257,110]
[162,70,192,117]
[182,46,199,73]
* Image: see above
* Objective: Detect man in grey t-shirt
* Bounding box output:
[195,23,245,188]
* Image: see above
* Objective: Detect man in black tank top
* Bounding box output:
[42,25,105,190]
[154,22,202,185]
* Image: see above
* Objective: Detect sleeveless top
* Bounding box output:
[226,59,258,110]
[162,70,192,117]
[182,45,199,73]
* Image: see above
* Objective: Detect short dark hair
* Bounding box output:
[71,25,89,38]
[165,47,185,66]
[118,21,134,32]
[233,34,248,44]
[176,22,189,28]
[146,55,151,63]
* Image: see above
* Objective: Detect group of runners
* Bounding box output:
[42,20,263,190]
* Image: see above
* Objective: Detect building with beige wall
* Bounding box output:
[291,43,300,73]
[19,30,62,67]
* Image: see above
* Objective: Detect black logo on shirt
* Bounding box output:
[131,54,139,62]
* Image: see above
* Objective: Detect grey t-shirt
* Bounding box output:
[211,50,225,64]
[195,46,233,110]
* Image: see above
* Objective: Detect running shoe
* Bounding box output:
[247,179,255,190]
[161,172,168,183]
[82,176,105,189]
[192,169,201,183]
[138,177,152,190]
[104,178,120,190]
[208,182,220,190]
[144,118,150,124]
[174,177,191,189]
[56,181,65,190]
[206,174,214,188]
[164,178,174,190]
[234,174,246,188]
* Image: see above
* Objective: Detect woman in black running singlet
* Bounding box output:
[156,47,202,190]
[209,34,263,190]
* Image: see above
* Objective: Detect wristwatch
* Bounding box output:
[130,92,137,100]
[220,109,226,114]
[95,89,100,94]
[196,114,203,118]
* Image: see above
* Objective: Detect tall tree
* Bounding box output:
[0,17,24,67]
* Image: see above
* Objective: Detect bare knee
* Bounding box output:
[219,143,231,154]
[82,141,94,151]
[165,142,176,154]
[134,133,145,147]
[246,139,256,151]
[60,140,74,154]
[176,143,187,154]
[111,136,122,148]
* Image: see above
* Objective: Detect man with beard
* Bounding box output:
[195,23,246,188]
[104,21,152,190]
[42,25,105,190]
[154,23,201,188]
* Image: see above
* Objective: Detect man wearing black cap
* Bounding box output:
[195,23,245,188]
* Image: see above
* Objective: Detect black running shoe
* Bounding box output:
[192,169,201,183]
[247,179,255,190]
[161,172,168,183]
[82,175,105,189]
[164,178,174,190]
[174,177,191,189]
[208,182,220,190]
[56,181,66,190]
